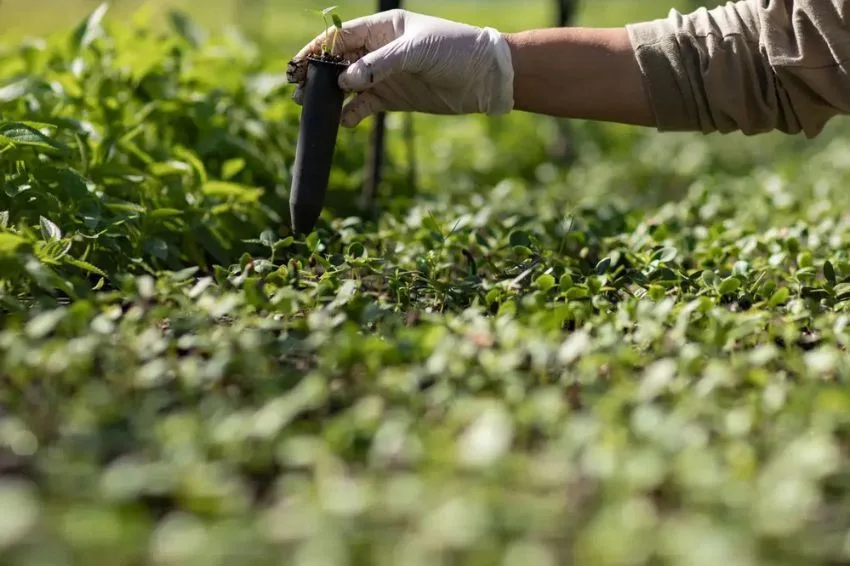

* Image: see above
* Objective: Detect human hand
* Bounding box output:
[286,9,515,127]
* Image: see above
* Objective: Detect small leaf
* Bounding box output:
[222,158,245,180]
[332,13,343,28]
[305,232,320,252]
[718,276,741,295]
[825,261,837,286]
[169,266,199,282]
[64,256,106,277]
[321,6,339,16]
[653,247,678,263]
[260,229,276,247]
[70,2,109,51]
[768,287,790,307]
[202,181,263,201]
[508,230,531,247]
[648,285,666,300]
[650,267,677,282]
[565,287,589,300]
[26,308,67,339]
[422,213,442,236]
[0,79,33,103]
[534,273,556,292]
[274,237,295,252]
[801,286,830,300]
[0,122,68,154]
[39,216,62,241]
[145,239,169,260]
[0,232,26,253]
[149,208,183,218]
[168,10,206,47]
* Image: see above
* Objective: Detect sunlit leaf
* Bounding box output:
[39,216,62,241]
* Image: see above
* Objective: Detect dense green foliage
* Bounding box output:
[3,4,850,565]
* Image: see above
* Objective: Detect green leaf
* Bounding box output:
[39,216,62,242]
[149,161,192,178]
[25,307,67,339]
[798,251,813,269]
[0,79,34,103]
[768,287,790,307]
[306,231,320,252]
[70,2,109,51]
[332,13,343,28]
[64,256,106,277]
[0,232,27,254]
[422,213,442,236]
[145,239,169,260]
[169,266,200,282]
[653,247,678,263]
[825,260,837,286]
[534,273,556,292]
[718,276,741,295]
[149,208,184,218]
[565,287,589,300]
[201,181,263,202]
[221,158,246,180]
[508,230,531,247]
[168,10,206,47]
[173,146,208,185]
[0,122,68,154]
[260,230,276,247]
[321,6,339,16]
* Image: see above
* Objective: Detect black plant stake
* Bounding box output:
[360,0,403,219]
[289,7,348,235]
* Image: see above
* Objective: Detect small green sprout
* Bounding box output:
[315,5,343,57]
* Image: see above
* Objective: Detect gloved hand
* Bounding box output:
[286,9,515,127]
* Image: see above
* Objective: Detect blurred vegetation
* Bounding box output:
[0,0,724,49]
[1,1,850,565]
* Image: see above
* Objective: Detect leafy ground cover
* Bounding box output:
[2,2,850,565]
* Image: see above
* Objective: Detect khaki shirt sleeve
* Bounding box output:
[626,0,850,138]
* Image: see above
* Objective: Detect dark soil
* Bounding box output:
[314,51,346,64]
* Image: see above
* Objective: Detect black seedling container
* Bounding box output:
[289,55,349,235]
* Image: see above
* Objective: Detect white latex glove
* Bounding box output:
[286,9,515,127]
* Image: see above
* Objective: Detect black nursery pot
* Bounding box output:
[289,55,349,235]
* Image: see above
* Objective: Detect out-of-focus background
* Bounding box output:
[6,3,850,566]
[0,0,713,49]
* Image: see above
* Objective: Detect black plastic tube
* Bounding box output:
[289,56,348,235]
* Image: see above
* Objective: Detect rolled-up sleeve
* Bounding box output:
[626,0,850,138]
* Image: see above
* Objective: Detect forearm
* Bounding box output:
[503,27,655,127]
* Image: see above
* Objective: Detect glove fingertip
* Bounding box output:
[339,62,367,91]
[340,108,362,128]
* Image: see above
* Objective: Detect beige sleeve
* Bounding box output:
[626,0,850,138]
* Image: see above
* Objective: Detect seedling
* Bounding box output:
[312,5,344,62]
